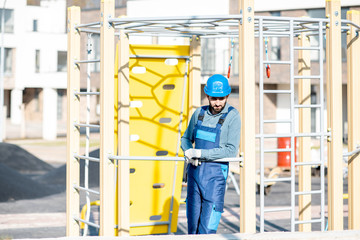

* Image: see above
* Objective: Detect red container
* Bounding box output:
[277,137,297,168]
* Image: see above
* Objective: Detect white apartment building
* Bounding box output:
[2,0,67,140]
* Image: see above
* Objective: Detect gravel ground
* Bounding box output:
[0,142,99,239]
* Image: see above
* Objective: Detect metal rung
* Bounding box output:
[294,75,321,79]
[294,161,322,166]
[263,32,291,37]
[74,59,100,64]
[263,90,292,94]
[74,92,100,96]
[129,54,190,59]
[74,123,100,129]
[294,190,322,196]
[263,207,292,213]
[256,132,330,138]
[263,34,292,38]
[110,156,184,161]
[75,22,100,29]
[294,46,321,51]
[295,132,331,138]
[109,155,243,163]
[343,147,360,157]
[73,216,100,229]
[130,221,170,227]
[73,184,100,195]
[263,60,291,65]
[294,104,321,108]
[79,28,100,34]
[295,218,322,225]
[264,148,292,153]
[74,154,100,162]
[257,133,292,138]
[263,119,292,123]
[264,177,291,183]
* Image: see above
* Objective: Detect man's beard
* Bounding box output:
[209,104,225,114]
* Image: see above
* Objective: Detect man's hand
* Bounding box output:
[185,149,202,166]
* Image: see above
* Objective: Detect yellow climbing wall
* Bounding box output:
[129,44,189,235]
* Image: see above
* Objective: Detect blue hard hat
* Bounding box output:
[204,74,231,97]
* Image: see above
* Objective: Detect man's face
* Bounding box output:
[207,95,228,114]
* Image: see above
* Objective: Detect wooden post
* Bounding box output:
[298,33,312,232]
[189,35,201,116]
[66,6,80,236]
[114,42,119,237]
[239,0,256,233]
[346,10,360,230]
[100,0,115,236]
[325,0,343,231]
[117,31,130,236]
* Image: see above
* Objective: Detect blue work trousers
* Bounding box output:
[186,161,228,234]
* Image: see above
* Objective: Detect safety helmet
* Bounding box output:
[204,74,231,97]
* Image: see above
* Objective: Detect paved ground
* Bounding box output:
[0,121,350,239]
[0,168,349,239]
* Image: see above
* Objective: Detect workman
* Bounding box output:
[181,74,241,234]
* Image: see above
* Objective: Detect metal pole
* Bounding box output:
[0,0,7,142]
[289,19,295,233]
[168,58,189,234]
[258,17,265,233]
[109,155,243,162]
[83,33,93,237]
[319,20,325,232]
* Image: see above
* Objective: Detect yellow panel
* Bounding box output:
[130,44,190,57]
[129,44,189,235]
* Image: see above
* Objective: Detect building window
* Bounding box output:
[34,88,40,112]
[67,0,125,10]
[311,86,317,133]
[57,90,65,120]
[33,19,38,32]
[35,50,40,73]
[270,11,281,61]
[307,9,325,62]
[307,8,348,62]
[340,8,349,62]
[232,42,239,76]
[115,0,127,7]
[92,35,100,73]
[0,9,14,33]
[57,51,67,72]
[201,38,216,74]
[27,0,40,6]
[4,48,12,74]
[0,47,13,75]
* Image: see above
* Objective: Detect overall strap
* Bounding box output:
[197,106,208,124]
[193,106,208,142]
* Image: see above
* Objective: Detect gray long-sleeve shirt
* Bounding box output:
[181,103,241,160]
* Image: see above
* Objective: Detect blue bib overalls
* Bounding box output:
[186,106,234,234]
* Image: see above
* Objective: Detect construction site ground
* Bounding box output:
[0,121,352,239]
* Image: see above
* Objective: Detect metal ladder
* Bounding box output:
[257,16,327,232]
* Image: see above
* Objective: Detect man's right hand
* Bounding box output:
[185,149,202,167]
